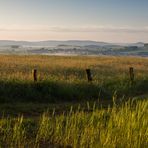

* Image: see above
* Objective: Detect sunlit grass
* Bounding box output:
[0,55,148,81]
[0,55,147,147]
[0,55,147,103]
[0,100,147,147]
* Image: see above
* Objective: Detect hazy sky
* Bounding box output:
[0,0,148,42]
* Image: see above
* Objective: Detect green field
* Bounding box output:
[0,55,148,147]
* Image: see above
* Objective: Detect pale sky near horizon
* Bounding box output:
[0,0,148,42]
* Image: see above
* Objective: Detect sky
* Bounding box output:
[0,0,148,42]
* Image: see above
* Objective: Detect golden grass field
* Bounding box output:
[0,55,147,147]
[0,55,148,81]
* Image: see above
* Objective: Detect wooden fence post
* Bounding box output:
[86,69,93,82]
[129,67,134,84]
[33,69,37,82]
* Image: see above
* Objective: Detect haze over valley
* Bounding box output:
[0,40,148,57]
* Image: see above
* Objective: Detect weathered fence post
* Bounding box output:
[86,69,93,82]
[33,69,37,82]
[129,67,134,84]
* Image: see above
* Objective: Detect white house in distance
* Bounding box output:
[144,44,148,49]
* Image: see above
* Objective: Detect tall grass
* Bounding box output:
[0,116,26,147]
[0,55,147,147]
[0,55,148,103]
[0,100,147,147]
[0,55,148,81]
[36,100,148,147]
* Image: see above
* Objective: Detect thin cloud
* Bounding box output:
[0,25,148,33]
[50,26,148,33]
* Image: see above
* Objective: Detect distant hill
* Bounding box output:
[0,40,145,47]
[0,40,112,47]
[0,40,147,57]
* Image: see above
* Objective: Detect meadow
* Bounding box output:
[0,55,148,147]
[0,55,148,104]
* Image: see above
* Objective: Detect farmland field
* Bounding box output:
[0,55,148,147]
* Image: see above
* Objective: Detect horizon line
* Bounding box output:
[0,39,147,44]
